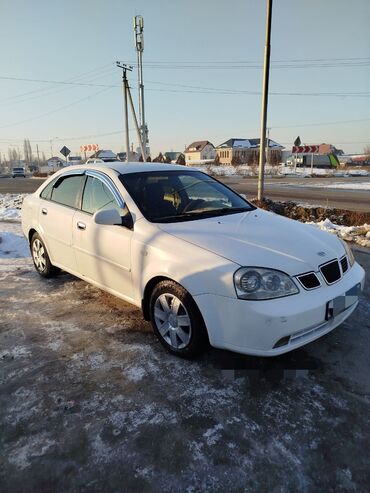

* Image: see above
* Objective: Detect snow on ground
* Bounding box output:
[195,164,370,178]
[282,181,370,191]
[0,193,26,222]
[305,219,370,248]
[280,167,370,178]
[0,221,32,271]
[307,182,370,191]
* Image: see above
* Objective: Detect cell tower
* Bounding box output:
[134,15,149,154]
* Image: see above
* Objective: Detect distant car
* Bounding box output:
[12,167,26,178]
[85,158,122,165]
[85,158,105,165]
[21,163,365,359]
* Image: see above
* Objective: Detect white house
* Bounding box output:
[184,140,215,164]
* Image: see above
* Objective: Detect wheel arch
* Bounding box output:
[28,228,38,244]
[141,275,172,321]
[141,276,207,336]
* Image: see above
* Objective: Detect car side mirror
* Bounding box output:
[93,208,134,229]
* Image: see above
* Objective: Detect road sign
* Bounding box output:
[292,145,319,154]
[60,146,71,157]
[80,144,99,153]
[294,136,301,147]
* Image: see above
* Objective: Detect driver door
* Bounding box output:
[73,174,133,300]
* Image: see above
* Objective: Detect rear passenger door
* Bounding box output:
[38,172,85,273]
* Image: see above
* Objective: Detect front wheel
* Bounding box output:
[150,280,208,358]
[31,232,59,278]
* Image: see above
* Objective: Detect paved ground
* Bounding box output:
[1,221,370,492]
[219,176,370,212]
[1,175,370,211]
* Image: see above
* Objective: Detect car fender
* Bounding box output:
[130,220,237,304]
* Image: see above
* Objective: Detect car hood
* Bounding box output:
[158,209,344,276]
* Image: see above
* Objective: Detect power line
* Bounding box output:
[0,64,114,104]
[0,87,114,129]
[0,74,369,98]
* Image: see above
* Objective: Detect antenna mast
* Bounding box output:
[134,15,149,157]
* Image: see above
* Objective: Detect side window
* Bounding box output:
[40,178,57,200]
[51,175,85,208]
[82,176,120,214]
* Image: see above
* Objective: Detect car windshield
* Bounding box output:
[119,170,255,223]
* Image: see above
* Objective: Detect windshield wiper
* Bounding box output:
[154,207,251,223]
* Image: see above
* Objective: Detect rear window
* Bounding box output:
[50,175,85,208]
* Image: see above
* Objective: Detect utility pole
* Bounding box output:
[126,83,147,161]
[134,15,149,157]
[116,62,133,162]
[257,0,273,201]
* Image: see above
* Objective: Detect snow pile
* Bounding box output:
[306,218,370,248]
[203,164,279,177]
[0,194,26,222]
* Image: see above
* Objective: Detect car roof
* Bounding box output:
[70,162,196,175]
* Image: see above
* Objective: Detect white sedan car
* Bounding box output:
[21,163,365,358]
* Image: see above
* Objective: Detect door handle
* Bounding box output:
[41,208,48,215]
[77,221,86,230]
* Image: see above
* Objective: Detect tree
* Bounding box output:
[176,154,186,166]
[213,153,220,165]
[231,155,241,166]
[146,156,151,162]
[139,154,144,162]
[364,145,370,160]
[23,138,33,163]
[165,155,171,164]
[152,152,165,163]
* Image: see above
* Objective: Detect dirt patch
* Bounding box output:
[252,198,370,226]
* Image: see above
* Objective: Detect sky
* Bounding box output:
[0,0,369,160]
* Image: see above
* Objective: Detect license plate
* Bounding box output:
[326,283,361,320]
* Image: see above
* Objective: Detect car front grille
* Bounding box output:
[340,255,348,274]
[297,272,321,290]
[320,259,341,285]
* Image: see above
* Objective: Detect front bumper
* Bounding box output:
[194,262,365,356]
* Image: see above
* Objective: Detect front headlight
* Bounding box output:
[340,239,355,267]
[234,267,300,300]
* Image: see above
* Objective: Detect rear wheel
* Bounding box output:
[31,232,59,278]
[150,280,208,358]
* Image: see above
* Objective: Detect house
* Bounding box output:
[164,151,184,163]
[184,141,215,164]
[215,138,284,165]
[88,150,118,162]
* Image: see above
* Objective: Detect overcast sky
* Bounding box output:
[0,0,369,159]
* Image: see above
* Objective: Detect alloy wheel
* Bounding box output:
[32,238,46,272]
[154,293,192,349]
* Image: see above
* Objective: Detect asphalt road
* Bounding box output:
[219,176,370,212]
[1,221,370,492]
[1,175,370,212]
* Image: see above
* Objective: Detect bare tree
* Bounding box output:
[176,154,186,166]
[152,152,165,163]
[364,145,370,160]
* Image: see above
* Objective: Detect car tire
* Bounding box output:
[149,280,208,358]
[31,232,59,278]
